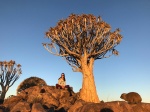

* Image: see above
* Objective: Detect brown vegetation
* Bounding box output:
[17,76,47,93]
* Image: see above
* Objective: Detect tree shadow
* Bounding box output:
[100,108,114,112]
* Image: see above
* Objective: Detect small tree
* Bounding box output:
[0,60,22,102]
[43,14,122,103]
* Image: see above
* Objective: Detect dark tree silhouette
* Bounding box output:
[0,60,21,102]
[43,14,122,103]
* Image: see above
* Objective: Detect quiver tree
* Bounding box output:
[43,14,122,103]
[0,60,22,102]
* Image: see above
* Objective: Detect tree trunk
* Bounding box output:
[80,57,100,103]
[0,87,7,101]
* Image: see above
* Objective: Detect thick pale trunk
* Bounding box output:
[80,57,100,103]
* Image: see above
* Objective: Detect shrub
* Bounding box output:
[17,76,47,93]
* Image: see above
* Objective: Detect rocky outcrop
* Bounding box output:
[2,85,150,112]
[3,85,76,112]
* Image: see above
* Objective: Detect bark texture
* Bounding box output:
[79,57,99,103]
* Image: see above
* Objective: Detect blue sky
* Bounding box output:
[0,0,150,102]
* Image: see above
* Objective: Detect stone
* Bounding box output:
[60,89,71,98]
[68,100,86,112]
[10,101,31,112]
[76,103,111,112]
[42,93,59,107]
[3,96,23,110]
[31,103,46,112]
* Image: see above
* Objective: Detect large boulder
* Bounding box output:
[10,101,30,112]
[41,93,59,107]
[77,103,113,112]
[3,96,23,110]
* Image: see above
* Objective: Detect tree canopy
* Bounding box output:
[43,14,122,72]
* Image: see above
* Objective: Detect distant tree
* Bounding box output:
[43,14,122,103]
[0,60,21,102]
[17,76,47,93]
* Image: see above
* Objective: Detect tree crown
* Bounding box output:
[43,14,122,71]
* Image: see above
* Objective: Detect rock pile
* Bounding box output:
[1,85,150,112]
[3,85,78,112]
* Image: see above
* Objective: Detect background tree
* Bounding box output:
[17,76,47,93]
[43,14,122,103]
[0,60,21,102]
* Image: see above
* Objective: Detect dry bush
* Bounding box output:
[17,77,47,93]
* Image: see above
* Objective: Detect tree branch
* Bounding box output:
[63,57,82,72]
[44,14,122,73]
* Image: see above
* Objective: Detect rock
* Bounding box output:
[68,96,77,104]
[76,103,113,112]
[105,101,150,112]
[106,101,132,112]
[58,90,76,111]
[68,100,86,112]
[17,90,28,100]
[55,107,66,112]
[42,93,59,107]
[31,103,46,112]
[69,101,150,112]
[2,85,150,112]
[60,89,70,98]
[43,104,55,112]
[100,108,114,112]
[10,101,31,112]
[3,85,77,111]
[3,96,23,110]
[58,100,72,111]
